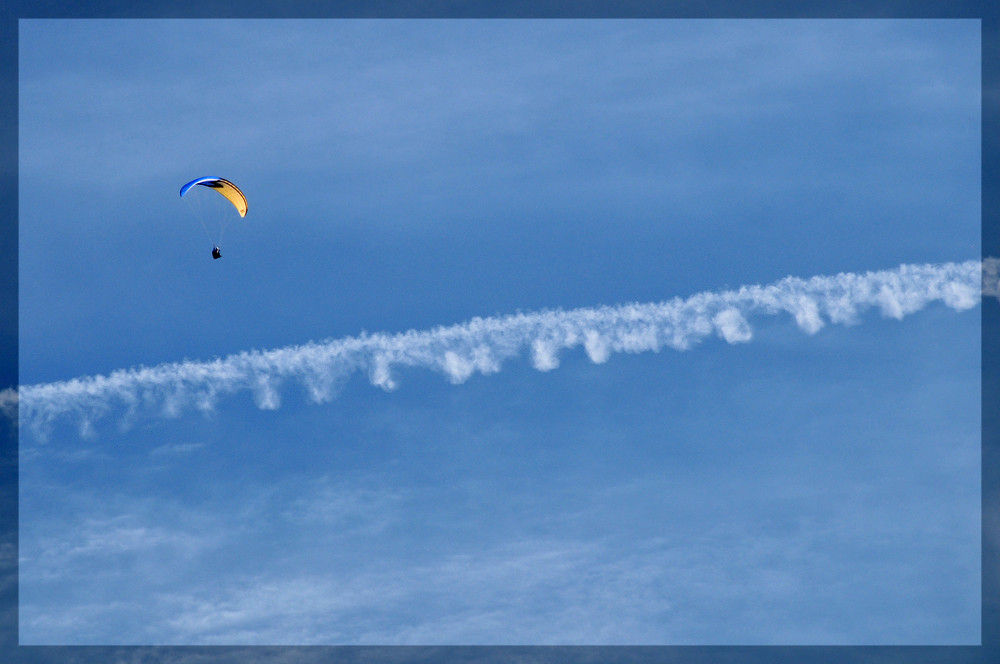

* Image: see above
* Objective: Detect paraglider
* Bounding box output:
[179,177,248,259]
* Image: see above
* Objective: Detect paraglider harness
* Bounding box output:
[212,246,222,260]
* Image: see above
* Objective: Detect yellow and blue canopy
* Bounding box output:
[179,177,248,217]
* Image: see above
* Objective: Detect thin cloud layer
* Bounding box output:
[7,259,989,439]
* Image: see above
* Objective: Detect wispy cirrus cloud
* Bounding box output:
[24,521,977,645]
[5,258,989,439]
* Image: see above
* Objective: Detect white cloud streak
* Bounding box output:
[6,258,990,439]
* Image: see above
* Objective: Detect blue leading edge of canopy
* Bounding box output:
[179,176,224,197]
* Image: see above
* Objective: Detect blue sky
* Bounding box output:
[14,18,983,645]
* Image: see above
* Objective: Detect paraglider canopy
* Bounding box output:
[179,177,248,217]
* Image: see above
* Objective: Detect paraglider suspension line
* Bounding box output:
[183,195,217,246]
